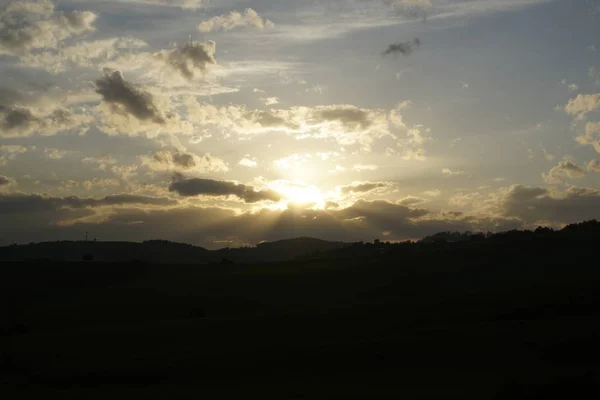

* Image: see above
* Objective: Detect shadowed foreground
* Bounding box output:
[2,226,600,398]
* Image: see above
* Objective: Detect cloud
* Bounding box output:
[449,192,482,207]
[314,106,375,130]
[542,160,586,184]
[82,156,118,171]
[197,8,274,33]
[400,124,431,160]
[587,159,600,173]
[0,194,544,248]
[397,196,428,206]
[155,40,216,81]
[498,184,600,224]
[55,178,121,194]
[261,97,280,106]
[339,182,389,195]
[184,100,407,151]
[19,37,148,73]
[141,150,228,173]
[95,69,192,136]
[0,175,16,190]
[95,68,166,124]
[0,144,27,165]
[114,0,207,9]
[0,85,99,111]
[382,38,421,57]
[238,157,257,168]
[384,0,431,19]
[0,0,96,55]
[561,79,579,92]
[421,189,441,197]
[576,121,600,153]
[442,168,468,176]
[352,164,379,172]
[565,93,600,117]
[0,192,176,214]
[0,105,91,138]
[169,174,281,203]
[44,148,68,160]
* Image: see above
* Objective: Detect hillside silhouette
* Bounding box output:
[0,237,348,264]
[2,220,598,264]
[2,220,600,398]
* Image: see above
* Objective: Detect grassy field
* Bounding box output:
[2,253,600,398]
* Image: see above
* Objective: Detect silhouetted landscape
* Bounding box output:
[2,220,600,398]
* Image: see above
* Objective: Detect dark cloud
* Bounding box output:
[0,195,522,248]
[244,109,299,130]
[397,196,427,206]
[153,150,196,169]
[163,40,216,80]
[500,185,600,224]
[382,38,421,57]
[0,105,35,130]
[340,182,388,194]
[325,201,340,209]
[0,192,176,214]
[146,150,227,173]
[171,152,196,169]
[0,175,14,186]
[313,106,373,130]
[0,105,87,138]
[169,174,281,203]
[95,69,166,123]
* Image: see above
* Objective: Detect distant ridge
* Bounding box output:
[1,220,598,264]
[0,237,348,264]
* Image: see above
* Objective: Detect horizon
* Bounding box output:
[1,0,600,248]
[3,218,597,251]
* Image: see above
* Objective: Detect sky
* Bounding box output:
[1,0,600,248]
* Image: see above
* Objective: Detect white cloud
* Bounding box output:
[82,156,119,171]
[0,0,97,55]
[0,144,27,165]
[561,79,579,92]
[576,122,600,153]
[421,189,441,197]
[197,8,274,33]
[44,148,68,160]
[565,93,600,117]
[587,159,600,173]
[542,160,586,184]
[141,150,228,174]
[353,164,378,172]
[238,158,258,168]
[442,168,467,176]
[20,37,148,73]
[261,97,280,106]
[184,99,415,152]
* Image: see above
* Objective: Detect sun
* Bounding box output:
[269,180,327,209]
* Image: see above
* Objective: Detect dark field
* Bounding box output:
[2,237,600,398]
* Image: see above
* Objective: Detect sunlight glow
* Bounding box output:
[268,180,328,209]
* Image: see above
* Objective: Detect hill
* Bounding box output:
[0,237,348,264]
[2,220,600,398]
